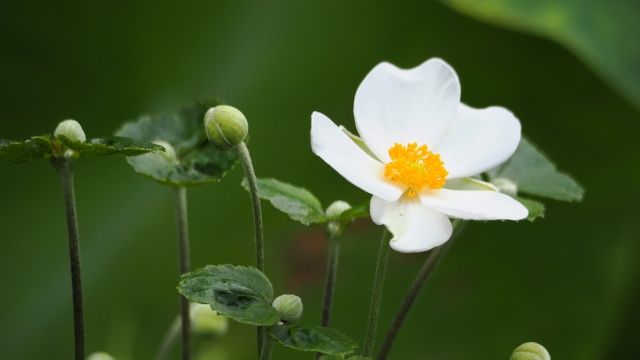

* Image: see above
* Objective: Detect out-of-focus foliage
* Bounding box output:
[441,0,640,110]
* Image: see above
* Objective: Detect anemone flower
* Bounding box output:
[311,58,527,252]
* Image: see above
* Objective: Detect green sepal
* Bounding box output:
[59,136,164,158]
[116,100,240,186]
[178,264,280,326]
[270,325,359,357]
[489,137,584,202]
[242,177,371,226]
[0,136,53,163]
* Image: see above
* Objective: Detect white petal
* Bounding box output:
[311,112,403,201]
[354,58,461,163]
[420,188,528,220]
[370,195,453,253]
[434,104,521,179]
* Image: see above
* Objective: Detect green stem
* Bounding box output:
[321,233,340,328]
[54,159,85,360]
[154,315,181,360]
[236,142,266,356]
[362,229,391,357]
[377,220,467,360]
[258,330,274,360]
[174,187,191,360]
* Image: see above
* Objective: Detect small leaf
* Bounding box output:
[178,265,280,326]
[116,100,240,186]
[242,177,325,225]
[515,196,545,221]
[489,137,584,202]
[59,136,164,158]
[317,202,370,225]
[0,136,53,163]
[270,325,359,357]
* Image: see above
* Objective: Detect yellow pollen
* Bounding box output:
[384,142,448,198]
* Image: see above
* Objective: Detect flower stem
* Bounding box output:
[54,159,85,360]
[235,142,266,356]
[258,330,274,360]
[321,233,340,327]
[154,315,181,360]
[174,187,191,360]
[377,220,467,360]
[362,229,391,357]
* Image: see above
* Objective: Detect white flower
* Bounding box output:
[311,58,528,253]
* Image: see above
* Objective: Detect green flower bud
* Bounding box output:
[152,140,177,163]
[492,177,518,197]
[325,200,352,237]
[272,294,303,324]
[510,342,550,360]
[190,303,229,336]
[54,119,86,143]
[204,105,248,151]
[87,352,115,360]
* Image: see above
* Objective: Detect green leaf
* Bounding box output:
[440,0,640,110]
[0,136,52,163]
[178,265,280,326]
[489,137,584,202]
[515,196,545,222]
[320,356,370,360]
[270,325,359,357]
[60,136,164,158]
[116,100,240,186]
[242,177,325,225]
[317,202,370,225]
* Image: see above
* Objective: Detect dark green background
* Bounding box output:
[1,1,638,359]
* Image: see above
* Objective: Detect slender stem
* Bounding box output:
[55,160,85,360]
[321,233,340,328]
[154,315,181,360]
[362,229,392,357]
[258,331,274,360]
[174,187,191,360]
[377,220,467,360]
[235,142,266,356]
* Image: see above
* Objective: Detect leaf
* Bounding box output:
[0,136,53,163]
[60,136,164,158]
[116,100,240,186]
[178,265,280,326]
[317,202,370,225]
[440,0,640,110]
[320,356,371,360]
[242,177,325,225]
[488,137,584,201]
[270,325,359,357]
[515,196,545,222]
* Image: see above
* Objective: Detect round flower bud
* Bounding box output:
[325,200,352,237]
[54,119,86,143]
[87,352,115,360]
[152,140,177,163]
[492,177,518,197]
[272,294,303,324]
[510,342,550,360]
[190,303,229,336]
[204,105,248,151]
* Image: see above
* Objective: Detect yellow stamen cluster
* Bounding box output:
[384,142,448,198]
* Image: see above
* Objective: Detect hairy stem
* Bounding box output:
[174,187,191,360]
[377,220,467,360]
[362,229,391,357]
[321,233,340,327]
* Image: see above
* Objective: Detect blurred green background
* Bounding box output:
[1,1,639,359]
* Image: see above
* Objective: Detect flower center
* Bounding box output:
[384,142,448,198]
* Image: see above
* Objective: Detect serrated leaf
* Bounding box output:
[0,136,53,163]
[489,137,584,202]
[271,325,358,356]
[178,264,280,326]
[59,136,164,158]
[116,100,240,186]
[515,196,545,222]
[242,177,325,225]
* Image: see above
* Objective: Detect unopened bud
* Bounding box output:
[272,294,303,324]
[87,352,115,360]
[325,200,352,237]
[204,105,248,151]
[510,342,550,360]
[492,177,518,197]
[54,119,86,143]
[190,303,229,335]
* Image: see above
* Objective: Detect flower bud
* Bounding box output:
[272,294,303,324]
[54,119,86,143]
[190,303,229,336]
[510,342,550,360]
[325,200,352,237]
[87,352,115,360]
[492,177,518,197]
[152,140,177,163]
[204,105,248,151]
